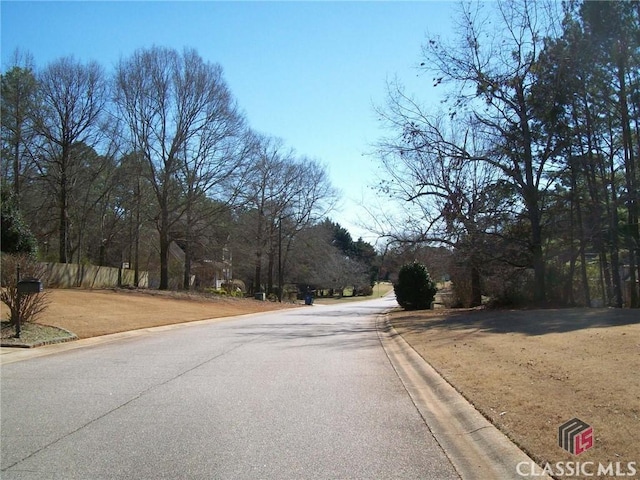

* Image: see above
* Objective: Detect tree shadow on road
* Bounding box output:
[390,307,640,337]
[229,315,385,350]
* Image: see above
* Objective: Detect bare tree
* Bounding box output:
[177,78,252,289]
[274,155,337,299]
[286,221,369,298]
[32,56,108,263]
[236,135,337,296]
[375,82,503,306]
[419,0,563,304]
[115,46,245,290]
[239,136,297,293]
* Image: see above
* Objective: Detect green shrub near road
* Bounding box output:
[394,262,437,310]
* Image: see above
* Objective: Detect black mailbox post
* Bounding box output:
[15,278,44,337]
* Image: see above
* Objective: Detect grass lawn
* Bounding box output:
[389,307,639,480]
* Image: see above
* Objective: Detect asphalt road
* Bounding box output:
[1,296,459,479]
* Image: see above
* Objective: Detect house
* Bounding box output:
[148,242,232,290]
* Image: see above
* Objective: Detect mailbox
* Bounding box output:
[17,278,43,295]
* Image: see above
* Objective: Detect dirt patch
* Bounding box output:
[390,307,640,479]
[0,288,298,340]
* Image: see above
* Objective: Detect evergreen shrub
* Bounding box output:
[394,262,437,310]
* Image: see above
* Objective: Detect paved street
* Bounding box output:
[1,296,459,479]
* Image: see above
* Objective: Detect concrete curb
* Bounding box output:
[377,314,552,480]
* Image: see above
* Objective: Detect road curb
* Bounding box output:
[377,314,552,480]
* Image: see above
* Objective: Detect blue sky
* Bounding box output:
[1,1,454,244]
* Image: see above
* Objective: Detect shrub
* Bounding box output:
[358,285,374,296]
[203,286,244,298]
[222,280,245,294]
[484,267,534,308]
[0,253,50,332]
[448,263,474,308]
[0,192,38,255]
[394,262,437,310]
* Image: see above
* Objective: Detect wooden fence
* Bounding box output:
[40,262,149,289]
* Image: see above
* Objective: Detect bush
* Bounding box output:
[203,287,243,298]
[222,280,246,294]
[0,192,38,255]
[394,262,437,310]
[484,267,534,308]
[0,253,50,331]
[448,263,473,308]
[357,285,374,296]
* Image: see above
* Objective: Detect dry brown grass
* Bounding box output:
[390,307,640,480]
[0,288,297,339]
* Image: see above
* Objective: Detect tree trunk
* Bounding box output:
[254,252,262,294]
[516,82,546,305]
[183,242,191,291]
[609,236,623,308]
[267,249,274,296]
[13,129,20,206]
[617,56,639,307]
[570,155,591,306]
[133,178,141,287]
[608,162,624,308]
[278,221,283,302]
[183,207,192,291]
[266,222,277,295]
[578,244,590,307]
[526,187,546,305]
[159,206,170,290]
[58,151,69,264]
[599,251,611,305]
[254,208,265,293]
[470,263,482,307]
